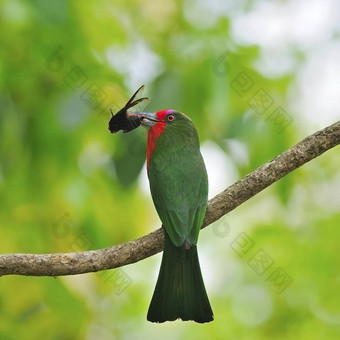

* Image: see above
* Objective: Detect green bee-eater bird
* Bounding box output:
[133,109,213,323]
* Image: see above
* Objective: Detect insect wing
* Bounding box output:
[123,97,149,133]
[108,85,149,133]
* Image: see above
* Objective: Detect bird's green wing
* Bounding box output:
[148,151,208,247]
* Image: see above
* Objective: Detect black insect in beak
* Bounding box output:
[108,85,149,134]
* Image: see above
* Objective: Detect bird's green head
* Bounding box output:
[131,110,200,165]
[135,110,192,128]
[133,110,198,142]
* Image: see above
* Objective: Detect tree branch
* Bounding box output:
[1,121,339,277]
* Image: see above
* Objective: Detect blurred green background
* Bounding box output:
[1,0,340,339]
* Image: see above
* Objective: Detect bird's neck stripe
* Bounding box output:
[147,122,165,166]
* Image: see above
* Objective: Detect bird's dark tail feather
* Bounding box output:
[147,233,213,323]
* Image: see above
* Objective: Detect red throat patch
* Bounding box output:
[147,122,165,167]
[146,110,175,167]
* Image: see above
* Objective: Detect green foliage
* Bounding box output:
[0,0,339,339]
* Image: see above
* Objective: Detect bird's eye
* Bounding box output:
[167,114,175,122]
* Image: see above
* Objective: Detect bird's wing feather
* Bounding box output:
[148,152,208,247]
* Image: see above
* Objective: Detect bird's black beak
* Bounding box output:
[130,112,161,127]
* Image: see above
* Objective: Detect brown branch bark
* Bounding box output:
[0,120,339,277]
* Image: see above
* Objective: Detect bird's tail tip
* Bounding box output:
[147,234,213,323]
